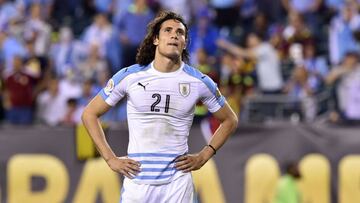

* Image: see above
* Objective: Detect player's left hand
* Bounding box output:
[175,154,207,172]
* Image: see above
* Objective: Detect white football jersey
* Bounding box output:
[100,62,225,184]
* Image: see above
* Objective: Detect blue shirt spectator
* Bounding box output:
[209,0,239,9]
[0,1,19,29]
[94,0,112,14]
[329,5,360,64]
[289,0,320,13]
[0,32,27,75]
[325,0,360,11]
[117,0,154,67]
[16,0,54,18]
[303,43,329,92]
[112,0,133,26]
[189,7,219,62]
[117,3,154,46]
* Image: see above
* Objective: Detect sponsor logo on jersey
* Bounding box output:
[104,79,114,95]
[137,82,149,90]
[179,83,190,97]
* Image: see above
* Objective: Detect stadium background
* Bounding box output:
[0,0,360,202]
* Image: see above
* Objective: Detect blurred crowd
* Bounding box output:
[1,0,360,126]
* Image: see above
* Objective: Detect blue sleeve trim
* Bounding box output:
[99,89,108,100]
[112,64,149,85]
[183,64,225,107]
[218,95,226,107]
[99,64,150,99]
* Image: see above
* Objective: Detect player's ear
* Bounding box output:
[153,36,159,46]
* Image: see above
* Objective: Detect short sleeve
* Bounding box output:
[199,75,226,113]
[98,68,128,106]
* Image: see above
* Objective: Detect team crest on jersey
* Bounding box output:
[179,83,190,97]
[104,79,114,95]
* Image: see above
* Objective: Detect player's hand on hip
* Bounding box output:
[106,156,141,179]
[175,154,206,173]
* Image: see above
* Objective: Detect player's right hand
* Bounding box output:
[106,156,141,179]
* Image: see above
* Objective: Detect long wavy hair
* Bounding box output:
[136,11,189,66]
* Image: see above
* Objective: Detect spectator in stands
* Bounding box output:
[77,43,109,84]
[50,0,79,30]
[217,32,284,94]
[273,162,302,203]
[158,0,192,22]
[49,26,79,79]
[24,38,49,79]
[16,0,54,19]
[269,25,289,60]
[326,51,360,122]
[82,13,119,72]
[239,0,258,32]
[37,77,62,125]
[68,0,97,36]
[93,0,112,14]
[61,98,81,126]
[0,30,27,75]
[283,11,314,56]
[112,0,133,26]
[3,55,37,124]
[283,65,317,121]
[37,75,82,126]
[117,0,154,67]
[329,2,360,65]
[0,76,4,122]
[303,43,329,93]
[23,3,52,57]
[82,13,113,59]
[249,12,270,41]
[0,0,20,29]
[188,7,219,65]
[256,0,286,24]
[281,0,322,34]
[209,0,241,31]
[223,54,255,115]
[78,79,99,107]
[325,0,359,16]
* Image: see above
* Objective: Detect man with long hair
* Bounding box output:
[82,11,238,202]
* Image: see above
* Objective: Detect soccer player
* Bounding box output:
[81,11,238,202]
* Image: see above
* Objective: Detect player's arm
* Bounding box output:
[205,102,238,156]
[217,38,256,59]
[81,95,140,178]
[176,102,238,172]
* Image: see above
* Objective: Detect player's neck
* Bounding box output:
[153,56,182,73]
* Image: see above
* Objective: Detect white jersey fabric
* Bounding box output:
[99,62,225,185]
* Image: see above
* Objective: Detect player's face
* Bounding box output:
[153,19,186,60]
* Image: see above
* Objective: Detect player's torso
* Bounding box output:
[125,71,200,118]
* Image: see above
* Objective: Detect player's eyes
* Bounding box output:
[177,30,185,35]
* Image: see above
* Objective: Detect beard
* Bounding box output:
[159,48,182,64]
[167,54,181,64]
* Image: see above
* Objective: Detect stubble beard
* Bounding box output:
[158,45,182,64]
[160,49,182,64]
